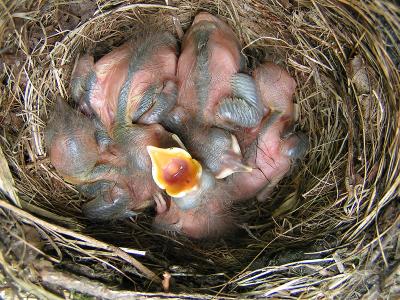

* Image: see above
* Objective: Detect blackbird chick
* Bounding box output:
[162,12,264,178]
[45,98,118,185]
[70,43,131,127]
[148,145,235,238]
[177,12,264,128]
[70,31,178,133]
[153,175,234,239]
[230,62,308,201]
[69,32,180,220]
[151,62,308,238]
[81,62,186,221]
[80,122,187,221]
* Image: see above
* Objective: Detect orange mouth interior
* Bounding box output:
[147,146,202,197]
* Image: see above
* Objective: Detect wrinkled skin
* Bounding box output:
[71,31,178,134]
[79,181,136,220]
[154,62,308,238]
[80,36,182,219]
[154,199,233,239]
[45,99,174,220]
[62,16,308,230]
[153,172,235,239]
[176,12,263,126]
[162,12,263,178]
[118,32,178,127]
[71,44,131,127]
[230,62,308,201]
[68,32,180,220]
[234,62,297,150]
[45,98,118,185]
[46,102,181,221]
[81,122,183,221]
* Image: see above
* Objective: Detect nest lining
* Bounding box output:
[0,0,399,298]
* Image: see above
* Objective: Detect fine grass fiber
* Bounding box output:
[0,0,399,298]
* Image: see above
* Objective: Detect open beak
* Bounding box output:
[147,146,202,198]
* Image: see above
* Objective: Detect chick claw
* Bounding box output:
[154,192,168,214]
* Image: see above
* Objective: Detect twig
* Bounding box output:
[0,199,161,283]
[0,146,21,207]
[0,252,62,300]
[20,199,81,228]
[165,0,184,39]
[39,268,234,299]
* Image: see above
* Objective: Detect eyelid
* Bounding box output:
[171,219,183,231]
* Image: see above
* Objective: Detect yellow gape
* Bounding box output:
[147,146,202,198]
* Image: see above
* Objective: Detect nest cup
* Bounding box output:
[0,0,399,298]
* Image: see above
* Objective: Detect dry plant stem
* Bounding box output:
[0,145,20,207]
[0,0,399,297]
[39,268,234,300]
[20,199,80,228]
[0,199,161,284]
[165,0,184,38]
[361,263,400,299]
[0,252,62,300]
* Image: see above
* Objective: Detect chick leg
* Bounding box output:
[216,73,264,129]
[154,192,168,214]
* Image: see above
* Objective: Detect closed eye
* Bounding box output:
[154,219,183,233]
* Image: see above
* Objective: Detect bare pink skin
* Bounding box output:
[113,123,180,210]
[69,33,179,219]
[82,122,183,218]
[87,43,133,132]
[162,12,251,178]
[111,173,158,211]
[154,184,234,239]
[46,101,180,216]
[235,62,296,149]
[71,42,132,131]
[177,12,243,124]
[230,115,302,202]
[71,34,178,134]
[154,62,307,238]
[77,121,184,220]
[231,62,304,201]
[45,99,120,185]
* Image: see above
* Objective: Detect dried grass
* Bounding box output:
[0,0,399,298]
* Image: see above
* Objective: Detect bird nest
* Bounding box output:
[0,0,399,298]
